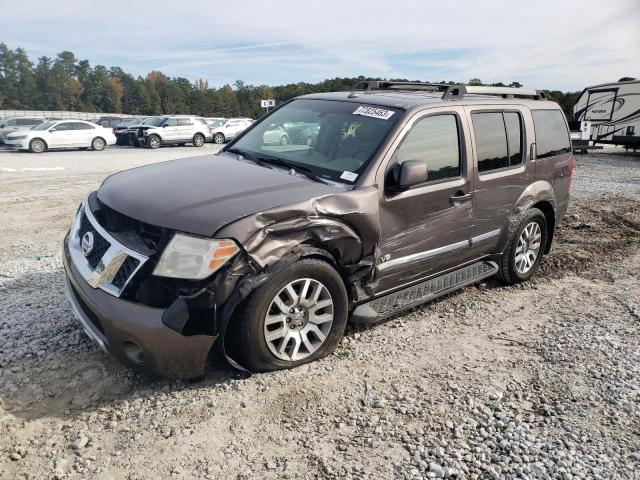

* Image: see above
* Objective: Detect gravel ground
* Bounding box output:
[0,146,638,480]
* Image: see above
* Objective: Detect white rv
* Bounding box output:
[572,77,640,150]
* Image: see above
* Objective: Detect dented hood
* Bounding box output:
[97,153,338,236]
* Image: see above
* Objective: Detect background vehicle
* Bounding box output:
[113,117,146,145]
[210,118,253,144]
[132,115,212,149]
[125,117,156,147]
[89,116,126,129]
[572,77,640,150]
[0,117,46,143]
[62,82,573,378]
[5,119,116,153]
[263,122,320,146]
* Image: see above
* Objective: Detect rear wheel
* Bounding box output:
[228,258,348,372]
[192,133,205,147]
[147,135,161,149]
[280,134,289,146]
[29,138,47,153]
[91,137,106,151]
[498,208,548,284]
[213,132,225,144]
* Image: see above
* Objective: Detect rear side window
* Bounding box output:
[531,110,570,158]
[178,118,192,126]
[392,114,461,182]
[17,118,39,126]
[71,122,93,130]
[472,111,523,172]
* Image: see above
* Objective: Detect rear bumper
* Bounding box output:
[63,235,216,378]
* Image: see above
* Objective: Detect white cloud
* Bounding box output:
[1,0,638,90]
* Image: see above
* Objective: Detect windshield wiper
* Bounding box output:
[226,148,330,185]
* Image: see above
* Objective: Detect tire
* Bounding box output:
[147,135,161,149]
[28,138,47,153]
[498,208,548,285]
[228,258,348,372]
[280,134,289,146]
[213,132,225,144]
[91,137,106,151]
[192,133,205,147]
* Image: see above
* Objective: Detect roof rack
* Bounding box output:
[355,81,451,92]
[442,85,546,100]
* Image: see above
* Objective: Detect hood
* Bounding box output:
[97,153,338,236]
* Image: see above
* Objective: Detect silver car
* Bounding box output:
[209,118,253,144]
[0,117,46,143]
[133,115,213,149]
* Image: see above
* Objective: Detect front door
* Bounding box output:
[374,108,474,294]
[48,122,74,148]
[161,118,179,141]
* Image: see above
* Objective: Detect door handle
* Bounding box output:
[450,191,472,203]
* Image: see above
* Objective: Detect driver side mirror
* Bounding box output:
[398,160,428,190]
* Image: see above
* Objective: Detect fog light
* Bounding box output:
[122,340,145,364]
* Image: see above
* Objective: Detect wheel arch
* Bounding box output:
[530,200,556,254]
[29,137,48,151]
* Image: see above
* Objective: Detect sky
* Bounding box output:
[1,0,639,91]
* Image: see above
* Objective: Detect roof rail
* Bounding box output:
[355,81,451,92]
[442,85,546,100]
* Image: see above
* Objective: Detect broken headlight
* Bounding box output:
[153,234,240,280]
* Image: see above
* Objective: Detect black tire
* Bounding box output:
[91,137,106,151]
[280,134,289,146]
[213,132,225,144]
[147,135,161,149]
[192,133,205,147]
[498,208,548,285]
[28,138,47,153]
[228,258,348,372]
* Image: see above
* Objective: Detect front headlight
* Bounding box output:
[153,234,240,280]
[9,135,28,140]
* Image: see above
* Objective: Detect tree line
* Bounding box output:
[0,44,581,120]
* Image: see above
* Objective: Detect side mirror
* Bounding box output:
[162,124,168,128]
[398,160,428,190]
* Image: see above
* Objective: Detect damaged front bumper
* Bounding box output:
[63,236,217,379]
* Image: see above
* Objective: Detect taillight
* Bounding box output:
[568,155,575,191]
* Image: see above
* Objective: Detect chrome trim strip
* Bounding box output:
[471,229,501,244]
[377,239,469,273]
[67,195,148,297]
[64,277,107,352]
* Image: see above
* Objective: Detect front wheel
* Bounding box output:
[280,134,289,146]
[29,138,47,153]
[91,137,106,151]
[498,208,548,284]
[213,132,225,144]
[228,258,348,372]
[192,133,205,147]
[147,135,161,149]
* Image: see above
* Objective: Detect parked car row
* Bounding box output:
[1,114,257,153]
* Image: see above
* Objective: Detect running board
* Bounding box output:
[351,260,498,324]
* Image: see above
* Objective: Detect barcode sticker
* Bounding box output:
[353,106,395,120]
[340,171,358,182]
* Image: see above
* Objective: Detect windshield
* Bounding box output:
[146,116,168,127]
[33,121,57,131]
[229,99,402,184]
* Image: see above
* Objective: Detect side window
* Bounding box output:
[531,110,571,159]
[53,122,71,131]
[178,118,192,126]
[17,119,37,126]
[5,119,17,126]
[71,122,92,130]
[504,112,523,166]
[163,118,178,127]
[391,114,461,183]
[472,112,509,172]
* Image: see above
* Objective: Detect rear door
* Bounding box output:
[374,107,474,293]
[70,122,95,146]
[465,107,533,255]
[177,118,193,140]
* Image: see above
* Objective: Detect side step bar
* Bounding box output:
[351,260,499,324]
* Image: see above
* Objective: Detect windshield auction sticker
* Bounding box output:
[353,106,395,120]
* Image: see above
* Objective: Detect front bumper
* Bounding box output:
[3,138,27,150]
[63,236,217,379]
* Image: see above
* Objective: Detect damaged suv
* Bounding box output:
[63,82,573,378]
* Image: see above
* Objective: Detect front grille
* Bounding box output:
[112,257,141,290]
[68,196,149,297]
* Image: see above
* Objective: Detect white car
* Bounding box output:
[209,118,253,144]
[4,120,116,153]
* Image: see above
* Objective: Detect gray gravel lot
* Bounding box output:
[0,145,638,479]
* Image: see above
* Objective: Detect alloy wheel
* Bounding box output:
[515,221,542,274]
[263,278,334,362]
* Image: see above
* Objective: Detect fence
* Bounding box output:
[0,110,139,120]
